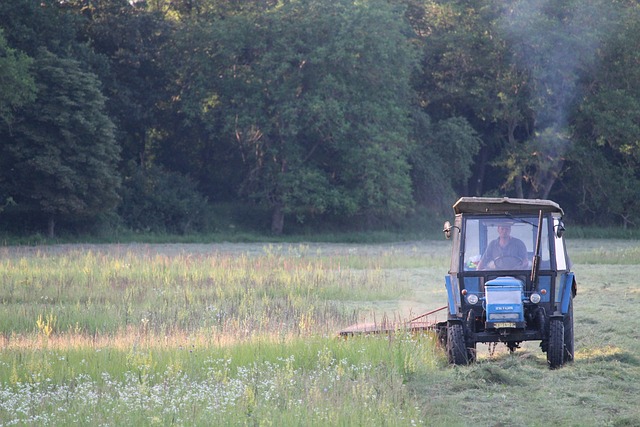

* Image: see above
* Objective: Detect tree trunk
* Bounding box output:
[472,146,489,196]
[515,174,524,198]
[507,118,525,199]
[271,204,285,235]
[47,215,55,238]
[528,162,562,200]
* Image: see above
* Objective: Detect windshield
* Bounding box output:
[463,216,550,271]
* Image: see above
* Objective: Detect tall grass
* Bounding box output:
[1,240,639,426]
[0,242,446,425]
[0,245,417,339]
[0,335,441,426]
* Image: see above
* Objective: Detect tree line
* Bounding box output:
[0,0,638,237]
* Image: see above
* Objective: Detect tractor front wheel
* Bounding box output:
[447,323,473,365]
[547,318,564,369]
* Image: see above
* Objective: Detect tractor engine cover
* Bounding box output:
[485,277,525,329]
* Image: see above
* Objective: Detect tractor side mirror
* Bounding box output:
[556,221,566,238]
[443,221,452,239]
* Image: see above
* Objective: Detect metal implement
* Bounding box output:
[338,305,447,337]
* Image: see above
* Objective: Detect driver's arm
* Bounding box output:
[515,239,528,268]
[477,242,495,270]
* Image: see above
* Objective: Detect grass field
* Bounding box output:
[0,240,639,426]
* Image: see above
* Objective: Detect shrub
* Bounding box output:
[119,164,210,234]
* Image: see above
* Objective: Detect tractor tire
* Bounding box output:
[564,298,575,362]
[547,318,564,369]
[447,323,472,365]
[537,309,548,353]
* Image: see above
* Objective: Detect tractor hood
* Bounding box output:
[484,276,526,325]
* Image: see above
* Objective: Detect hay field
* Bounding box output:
[0,240,638,426]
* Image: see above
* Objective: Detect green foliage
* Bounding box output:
[411,115,481,211]
[563,4,640,226]
[431,118,482,187]
[0,0,81,57]
[0,48,120,237]
[560,141,640,228]
[119,164,210,234]
[0,30,35,126]
[72,0,175,166]
[417,0,631,203]
[1,0,640,235]
[0,30,34,216]
[415,0,529,197]
[177,0,419,233]
[499,0,615,199]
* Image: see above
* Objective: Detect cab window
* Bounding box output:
[462,217,550,271]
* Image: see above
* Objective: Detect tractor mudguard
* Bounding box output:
[445,275,459,316]
[560,273,575,314]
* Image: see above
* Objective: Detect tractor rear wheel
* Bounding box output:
[447,323,472,365]
[564,298,574,362]
[547,318,564,369]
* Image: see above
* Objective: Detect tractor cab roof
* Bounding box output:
[453,197,564,216]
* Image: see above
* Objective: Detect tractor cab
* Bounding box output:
[441,197,576,368]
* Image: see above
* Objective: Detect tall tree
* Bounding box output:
[416,0,523,196]
[410,114,481,212]
[416,0,615,199]
[0,0,82,57]
[498,0,613,199]
[0,30,36,127]
[0,49,121,237]
[152,13,246,202]
[66,0,174,167]
[562,3,640,227]
[245,0,418,233]
[0,31,36,213]
[176,0,418,233]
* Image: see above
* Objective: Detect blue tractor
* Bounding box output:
[440,197,577,368]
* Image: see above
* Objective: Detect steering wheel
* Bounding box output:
[492,255,525,269]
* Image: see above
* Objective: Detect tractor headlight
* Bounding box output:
[530,293,541,304]
[466,294,479,305]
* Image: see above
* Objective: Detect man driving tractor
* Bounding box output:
[477,222,528,270]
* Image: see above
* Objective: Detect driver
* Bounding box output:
[477,222,528,270]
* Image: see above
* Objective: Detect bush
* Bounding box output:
[119,164,210,234]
